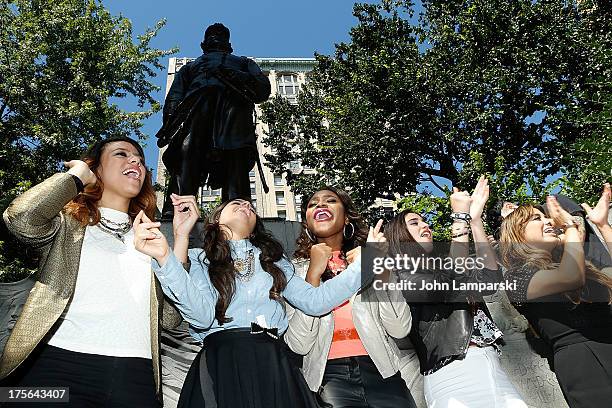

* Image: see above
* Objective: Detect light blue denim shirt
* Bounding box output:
[152,239,364,342]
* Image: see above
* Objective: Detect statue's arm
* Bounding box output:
[162,64,191,124]
[219,58,271,103]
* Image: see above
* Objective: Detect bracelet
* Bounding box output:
[451,212,472,223]
[563,220,580,230]
[451,231,470,239]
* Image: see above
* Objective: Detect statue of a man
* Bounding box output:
[156,23,271,216]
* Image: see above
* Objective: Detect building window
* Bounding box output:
[296,212,302,222]
[277,73,299,104]
[275,191,285,205]
[250,182,256,196]
[278,210,286,219]
[274,174,283,186]
[202,187,222,197]
[249,170,256,178]
[252,199,257,210]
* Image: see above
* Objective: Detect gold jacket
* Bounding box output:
[0,173,182,402]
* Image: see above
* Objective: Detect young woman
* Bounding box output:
[133,194,384,408]
[500,186,612,408]
[385,176,526,408]
[1,137,181,407]
[283,186,417,408]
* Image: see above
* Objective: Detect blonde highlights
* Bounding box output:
[500,205,612,303]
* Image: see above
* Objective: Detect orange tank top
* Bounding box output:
[326,251,368,360]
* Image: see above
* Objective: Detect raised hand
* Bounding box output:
[367,219,386,243]
[546,196,584,243]
[469,175,489,220]
[171,194,201,238]
[64,160,97,186]
[134,210,170,263]
[581,183,611,228]
[450,186,472,214]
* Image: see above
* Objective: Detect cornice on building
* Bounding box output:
[169,57,316,74]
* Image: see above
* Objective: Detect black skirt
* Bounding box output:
[177,328,319,408]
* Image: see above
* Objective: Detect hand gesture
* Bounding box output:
[309,243,333,276]
[581,183,611,229]
[171,194,201,238]
[64,160,96,186]
[469,175,489,220]
[134,210,170,263]
[367,219,386,243]
[450,187,471,213]
[546,196,583,242]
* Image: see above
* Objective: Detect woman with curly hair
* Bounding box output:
[1,137,181,407]
[134,192,385,408]
[500,187,612,408]
[284,186,417,408]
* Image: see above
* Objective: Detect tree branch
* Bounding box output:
[426,174,447,195]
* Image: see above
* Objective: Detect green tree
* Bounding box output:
[0,0,175,281]
[560,3,612,204]
[260,0,608,212]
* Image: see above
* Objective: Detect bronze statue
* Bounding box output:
[156,23,271,217]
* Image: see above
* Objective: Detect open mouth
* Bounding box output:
[420,230,432,238]
[236,207,254,216]
[543,226,556,234]
[313,208,333,221]
[122,168,141,180]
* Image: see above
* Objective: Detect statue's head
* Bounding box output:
[201,23,233,53]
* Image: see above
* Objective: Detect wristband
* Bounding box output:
[563,220,580,230]
[451,231,470,239]
[451,212,472,223]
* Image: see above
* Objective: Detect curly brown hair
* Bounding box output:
[199,200,289,324]
[64,137,157,224]
[294,186,368,270]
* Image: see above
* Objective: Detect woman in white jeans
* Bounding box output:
[385,176,526,408]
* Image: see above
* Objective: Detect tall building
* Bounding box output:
[156,57,395,221]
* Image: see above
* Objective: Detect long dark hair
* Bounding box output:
[201,200,288,324]
[294,186,367,280]
[64,136,156,225]
[386,208,421,256]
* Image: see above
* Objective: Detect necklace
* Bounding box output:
[234,249,255,282]
[97,216,131,243]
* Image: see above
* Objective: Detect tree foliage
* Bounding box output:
[560,3,612,203]
[0,0,175,281]
[260,0,611,213]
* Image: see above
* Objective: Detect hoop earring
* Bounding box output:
[305,228,316,243]
[343,222,355,240]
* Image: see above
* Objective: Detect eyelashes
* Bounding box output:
[308,199,337,207]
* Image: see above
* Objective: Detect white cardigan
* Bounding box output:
[284,259,412,391]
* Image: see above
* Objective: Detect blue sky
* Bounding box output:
[104,0,362,181]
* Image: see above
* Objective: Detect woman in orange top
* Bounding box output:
[284,186,416,408]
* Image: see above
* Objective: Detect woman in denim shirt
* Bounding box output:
[134,196,384,408]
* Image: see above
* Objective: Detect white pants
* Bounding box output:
[424,347,527,408]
